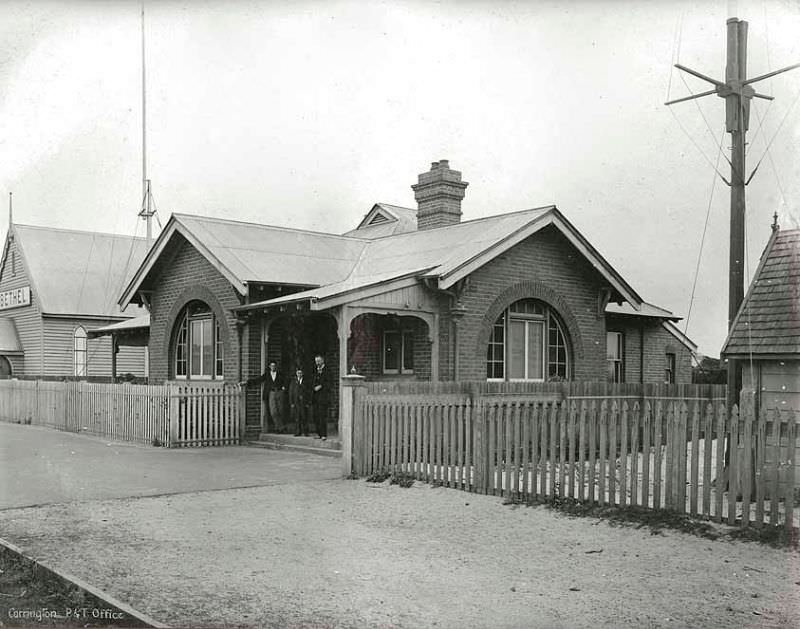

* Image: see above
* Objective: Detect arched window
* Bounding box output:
[486,299,570,381]
[73,326,87,377]
[173,301,224,379]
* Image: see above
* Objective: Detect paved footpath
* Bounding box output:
[0,422,340,509]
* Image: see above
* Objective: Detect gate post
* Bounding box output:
[340,374,367,477]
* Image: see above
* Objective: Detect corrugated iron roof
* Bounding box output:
[14,224,149,317]
[174,214,367,286]
[722,228,800,356]
[0,317,23,354]
[236,205,648,314]
[88,314,150,337]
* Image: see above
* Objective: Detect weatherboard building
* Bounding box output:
[0,222,149,379]
[117,160,696,438]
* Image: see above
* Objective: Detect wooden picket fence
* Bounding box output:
[353,389,799,530]
[0,379,243,447]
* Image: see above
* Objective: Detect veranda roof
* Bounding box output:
[88,314,151,338]
[722,227,800,357]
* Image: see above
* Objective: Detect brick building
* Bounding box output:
[119,160,695,437]
[0,222,149,379]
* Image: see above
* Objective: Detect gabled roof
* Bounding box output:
[343,203,418,239]
[235,206,645,313]
[119,213,368,306]
[722,227,800,357]
[9,224,148,317]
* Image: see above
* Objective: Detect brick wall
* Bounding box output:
[606,315,693,384]
[453,225,609,382]
[148,234,243,384]
[348,313,431,381]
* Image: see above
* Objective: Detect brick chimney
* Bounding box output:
[412,160,469,231]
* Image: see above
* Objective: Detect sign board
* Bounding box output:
[0,286,31,311]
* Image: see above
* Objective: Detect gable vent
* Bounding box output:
[368,213,390,225]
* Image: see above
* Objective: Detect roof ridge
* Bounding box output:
[172,212,367,241]
[360,205,556,242]
[14,223,147,241]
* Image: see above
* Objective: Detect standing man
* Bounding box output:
[288,366,311,436]
[243,360,286,433]
[311,354,330,441]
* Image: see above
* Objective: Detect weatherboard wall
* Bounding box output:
[0,232,45,374]
[41,317,146,378]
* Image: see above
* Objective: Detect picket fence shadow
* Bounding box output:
[353,392,798,530]
[0,379,243,447]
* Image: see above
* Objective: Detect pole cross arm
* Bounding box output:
[665,89,717,106]
[674,64,725,87]
[744,62,800,86]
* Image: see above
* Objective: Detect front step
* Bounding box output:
[248,433,342,458]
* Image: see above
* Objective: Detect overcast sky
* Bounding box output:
[1,0,799,358]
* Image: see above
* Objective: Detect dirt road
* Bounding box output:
[1,476,798,628]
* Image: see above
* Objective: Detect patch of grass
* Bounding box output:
[390,472,415,488]
[511,495,798,549]
[365,470,391,483]
[365,470,416,487]
[0,547,148,626]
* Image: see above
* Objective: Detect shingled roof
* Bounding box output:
[722,227,800,357]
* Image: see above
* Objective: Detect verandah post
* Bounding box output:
[340,374,367,477]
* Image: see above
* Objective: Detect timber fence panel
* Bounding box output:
[754,405,767,527]
[741,399,754,527]
[620,402,629,508]
[690,402,700,517]
[351,383,800,532]
[785,413,797,533]
[728,404,741,526]
[702,403,714,517]
[598,401,608,507]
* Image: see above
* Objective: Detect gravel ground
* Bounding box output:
[1,478,799,629]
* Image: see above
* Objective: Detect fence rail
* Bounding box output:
[352,389,798,530]
[0,379,243,447]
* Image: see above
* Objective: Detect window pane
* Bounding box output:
[190,320,203,376]
[607,332,621,360]
[175,316,188,377]
[509,320,525,379]
[384,331,400,371]
[215,320,224,377]
[201,319,213,376]
[402,331,414,372]
[527,320,544,380]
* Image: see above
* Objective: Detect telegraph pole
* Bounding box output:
[666,17,800,410]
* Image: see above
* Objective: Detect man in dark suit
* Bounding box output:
[243,360,286,433]
[288,367,311,436]
[311,354,330,440]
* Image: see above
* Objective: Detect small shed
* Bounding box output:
[722,223,800,485]
[722,225,800,409]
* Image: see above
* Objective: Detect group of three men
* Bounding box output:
[244,354,331,440]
